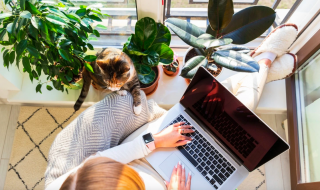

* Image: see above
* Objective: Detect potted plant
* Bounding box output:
[163,52,179,76]
[0,0,107,93]
[166,0,276,79]
[123,17,174,95]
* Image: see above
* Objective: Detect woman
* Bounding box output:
[46,23,298,190]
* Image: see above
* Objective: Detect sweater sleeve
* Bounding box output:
[95,134,151,164]
[45,135,151,190]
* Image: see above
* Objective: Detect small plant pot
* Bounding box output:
[163,59,180,77]
[140,66,161,95]
[183,47,223,81]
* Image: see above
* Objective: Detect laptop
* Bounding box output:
[145,66,289,190]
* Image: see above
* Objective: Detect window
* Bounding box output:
[164,0,297,47]
[295,49,320,183]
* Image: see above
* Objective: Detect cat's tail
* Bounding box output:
[74,70,92,111]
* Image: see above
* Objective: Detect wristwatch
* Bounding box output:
[142,133,156,151]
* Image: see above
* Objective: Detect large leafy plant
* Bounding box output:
[123,17,174,84]
[166,0,276,79]
[0,0,108,93]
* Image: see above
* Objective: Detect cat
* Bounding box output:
[74,47,142,115]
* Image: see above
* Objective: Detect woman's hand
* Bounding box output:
[153,122,194,148]
[165,161,192,190]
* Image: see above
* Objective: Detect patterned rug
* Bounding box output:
[3,106,266,190]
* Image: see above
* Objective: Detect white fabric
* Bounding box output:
[253,25,298,57]
[221,57,269,111]
[254,52,277,63]
[267,53,295,83]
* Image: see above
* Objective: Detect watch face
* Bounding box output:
[143,133,154,144]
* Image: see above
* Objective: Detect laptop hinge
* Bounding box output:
[184,108,243,167]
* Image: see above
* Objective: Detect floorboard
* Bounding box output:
[0,159,9,190]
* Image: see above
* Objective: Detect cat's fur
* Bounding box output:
[74,48,142,115]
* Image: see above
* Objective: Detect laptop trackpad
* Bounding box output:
[159,153,194,180]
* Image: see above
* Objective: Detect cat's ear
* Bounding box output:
[93,60,105,75]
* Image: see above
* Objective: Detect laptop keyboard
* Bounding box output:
[166,115,236,189]
[193,98,259,158]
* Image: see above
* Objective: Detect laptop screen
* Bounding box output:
[180,67,289,171]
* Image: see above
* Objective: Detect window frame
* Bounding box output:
[286,21,320,190]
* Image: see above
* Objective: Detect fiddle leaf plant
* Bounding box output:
[0,0,108,93]
[166,0,276,79]
[123,17,174,84]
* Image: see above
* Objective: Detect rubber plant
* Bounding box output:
[123,17,174,85]
[166,0,276,79]
[0,0,108,93]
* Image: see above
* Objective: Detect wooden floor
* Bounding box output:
[0,104,290,190]
[0,105,20,190]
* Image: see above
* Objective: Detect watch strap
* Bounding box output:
[146,141,156,151]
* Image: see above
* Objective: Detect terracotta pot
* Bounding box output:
[163,59,180,77]
[140,66,161,95]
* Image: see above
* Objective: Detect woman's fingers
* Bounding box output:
[164,181,169,188]
[181,165,186,187]
[173,122,185,127]
[179,135,192,141]
[170,164,177,183]
[186,172,192,190]
[175,140,192,147]
[176,162,182,186]
[179,128,195,134]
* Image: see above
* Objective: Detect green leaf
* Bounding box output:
[20,11,31,19]
[95,24,107,30]
[46,85,53,91]
[9,51,15,64]
[36,64,41,76]
[89,14,102,22]
[0,29,6,41]
[212,50,260,72]
[221,6,276,44]
[135,64,152,75]
[25,2,41,15]
[166,19,205,49]
[0,41,14,46]
[28,24,38,40]
[39,19,50,42]
[0,12,12,19]
[84,62,94,73]
[83,55,97,62]
[135,17,157,50]
[149,43,174,65]
[142,50,159,67]
[66,13,81,23]
[138,70,156,84]
[46,14,68,26]
[180,55,207,79]
[31,17,39,29]
[36,84,42,93]
[125,34,147,56]
[196,34,233,49]
[87,43,94,50]
[3,51,9,67]
[208,0,234,32]
[20,0,26,10]
[206,25,217,37]
[16,39,27,57]
[17,28,26,41]
[27,46,40,58]
[59,39,72,47]
[22,57,31,73]
[76,8,86,17]
[48,8,68,19]
[152,23,171,46]
[221,45,251,54]
[93,29,100,37]
[1,47,5,52]
[6,23,14,34]
[58,49,71,61]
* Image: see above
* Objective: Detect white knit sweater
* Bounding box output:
[46,135,166,190]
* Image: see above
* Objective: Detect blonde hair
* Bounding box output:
[60,157,145,190]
